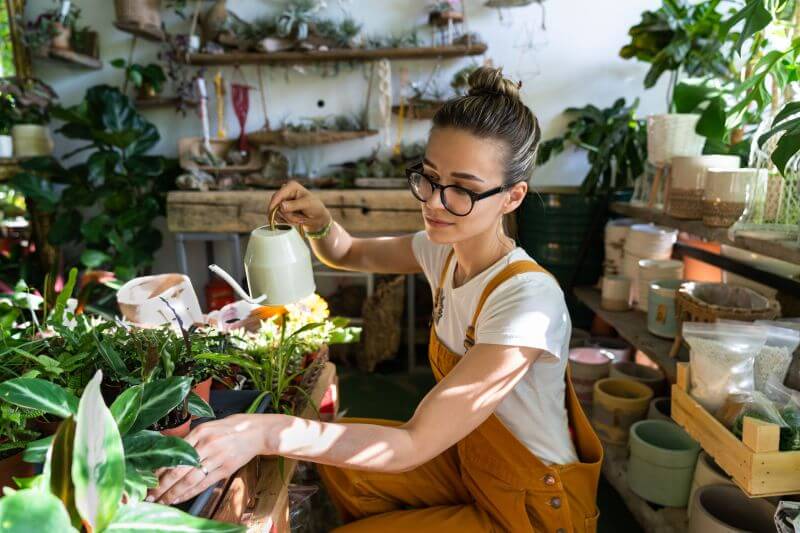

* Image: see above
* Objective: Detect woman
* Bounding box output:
[150,66,603,532]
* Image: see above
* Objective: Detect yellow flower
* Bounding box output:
[286,293,329,324]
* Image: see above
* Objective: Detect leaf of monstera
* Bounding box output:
[106,502,246,532]
[43,417,81,528]
[720,0,771,52]
[110,385,143,436]
[0,378,78,418]
[122,431,200,471]
[0,489,79,533]
[128,377,192,434]
[71,370,125,532]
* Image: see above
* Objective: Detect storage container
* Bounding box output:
[592,378,653,445]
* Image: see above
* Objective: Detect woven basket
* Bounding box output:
[359,276,406,372]
[669,282,780,357]
[114,0,162,29]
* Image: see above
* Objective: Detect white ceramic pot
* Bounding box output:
[604,218,637,276]
[11,124,53,157]
[623,224,678,304]
[702,168,768,227]
[210,224,316,306]
[688,484,775,533]
[601,275,631,311]
[647,114,705,166]
[637,259,684,311]
[668,155,741,220]
[118,274,204,329]
[0,135,12,158]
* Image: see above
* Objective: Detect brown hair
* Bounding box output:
[432,66,542,185]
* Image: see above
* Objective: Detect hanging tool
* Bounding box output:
[196,77,212,154]
[214,70,227,139]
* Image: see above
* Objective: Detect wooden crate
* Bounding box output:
[671,362,800,497]
[210,362,339,531]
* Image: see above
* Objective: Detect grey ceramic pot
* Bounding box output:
[688,485,775,533]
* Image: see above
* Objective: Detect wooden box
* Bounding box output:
[671,362,800,497]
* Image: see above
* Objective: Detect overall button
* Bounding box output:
[549,496,562,509]
[555,529,566,533]
[543,474,556,486]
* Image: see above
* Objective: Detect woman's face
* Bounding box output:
[421,127,526,244]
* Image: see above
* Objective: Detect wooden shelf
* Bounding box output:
[611,202,800,265]
[248,128,378,148]
[179,43,488,66]
[113,20,165,42]
[135,97,198,110]
[601,443,688,532]
[46,48,102,70]
[573,286,680,383]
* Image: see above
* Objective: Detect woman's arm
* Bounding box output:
[149,343,542,504]
[270,181,421,274]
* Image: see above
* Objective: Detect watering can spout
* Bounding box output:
[208,264,267,305]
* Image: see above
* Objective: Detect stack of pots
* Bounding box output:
[623,224,678,305]
[604,218,637,277]
[689,485,775,533]
[585,337,632,362]
[667,155,741,219]
[592,378,653,444]
[568,347,613,408]
[702,168,769,228]
[627,420,700,507]
[636,258,683,312]
[646,114,706,207]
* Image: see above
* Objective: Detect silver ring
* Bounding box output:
[201,466,209,476]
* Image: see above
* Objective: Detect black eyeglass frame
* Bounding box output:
[405,162,508,217]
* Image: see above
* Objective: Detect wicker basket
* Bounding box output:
[669,282,780,358]
[359,276,406,372]
[114,0,162,32]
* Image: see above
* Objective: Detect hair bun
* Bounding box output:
[467,66,521,100]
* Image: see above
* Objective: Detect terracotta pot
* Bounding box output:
[0,451,37,490]
[137,83,159,100]
[160,415,191,438]
[688,484,775,533]
[628,420,700,507]
[51,22,72,50]
[192,378,212,404]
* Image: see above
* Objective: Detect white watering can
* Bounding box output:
[209,208,316,306]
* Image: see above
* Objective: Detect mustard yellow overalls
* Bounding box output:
[319,252,603,532]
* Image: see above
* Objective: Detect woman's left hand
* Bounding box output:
[147,414,270,505]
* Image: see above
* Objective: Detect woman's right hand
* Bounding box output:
[268,181,331,233]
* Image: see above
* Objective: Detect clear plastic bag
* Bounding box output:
[684,322,767,412]
[722,320,800,392]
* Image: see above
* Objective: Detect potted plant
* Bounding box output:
[0,370,240,532]
[111,59,167,100]
[114,0,163,37]
[0,78,56,159]
[0,94,14,158]
[0,406,38,489]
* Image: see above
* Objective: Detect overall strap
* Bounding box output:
[464,261,552,351]
[431,249,456,327]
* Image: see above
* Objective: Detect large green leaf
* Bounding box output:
[9,173,59,212]
[123,466,155,502]
[44,417,80,528]
[122,431,200,470]
[0,489,78,533]
[129,377,192,434]
[23,435,53,463]
[720,0,771,52]
[187,392,215,419]
[81,249,111,269]
[106,502,246,532]
[72,370,125,532]
[87,151,121,185]
[0,378,78,418]
[110,385,143,436]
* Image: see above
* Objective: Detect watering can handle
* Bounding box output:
[268,204,306,238]
[208,264,267,304]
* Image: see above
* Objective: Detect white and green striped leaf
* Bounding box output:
[129,377,192,434]
[72,370,125,532]
[110,385,143,436]
[106,501,246,532]
[187,391,214,419]
[0,488,78,533]
[23,435,53,463]
[122,431,200,470]
[0,378,78,418]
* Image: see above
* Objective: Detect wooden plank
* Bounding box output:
[211,363,337,530]
[181,44,488,66]
[742,418,780,453]
[573,286,678,383]
[167,190,424,234]
[610,202,800,265]
[47,48,103,70]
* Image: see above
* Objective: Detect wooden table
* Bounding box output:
[167,190,425,234]
[196,363,338,531]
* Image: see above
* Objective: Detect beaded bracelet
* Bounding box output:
[304,219,333,240]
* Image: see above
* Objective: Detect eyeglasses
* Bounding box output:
[405,163,508,217]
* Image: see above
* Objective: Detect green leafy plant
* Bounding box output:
[759,100,800,174]
[537,98,648,195]
[110,59,167,95]
[13,85,178,280]
[0,370,241,532]
[0,405,39,460]
[0,78,57,126]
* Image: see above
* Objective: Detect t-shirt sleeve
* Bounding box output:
[475,273,570,363]
[411,231,450,289]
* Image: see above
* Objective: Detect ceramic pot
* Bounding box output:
[702,168,768,228]
[11,124,53,157]
[647,396,672,422]
[138,83,159,100]
[586,337,632,362]
[637,259,683,311]
[687,452,732,519]
[628,420,700,507]
[569,348,613,406]
[647,279,683,339]
[610,361,666,396]
[0,135,12,158]
[667,155,740,220]
[592,378,653,445]
[117,274,203,329]
[647,114,705,166]
[688,485,775,533]
[0,450,37,490]
[601,276,631,311]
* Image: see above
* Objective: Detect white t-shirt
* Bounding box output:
[412,231,578,465]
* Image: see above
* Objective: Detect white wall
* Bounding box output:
[28,0,668,299]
